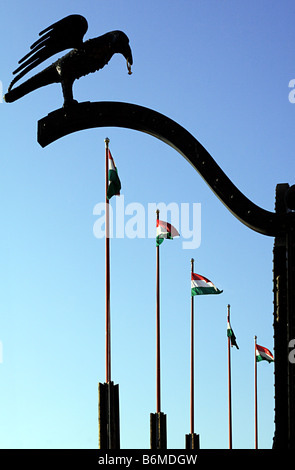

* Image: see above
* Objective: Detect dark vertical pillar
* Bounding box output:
[150,412,167,449]
[98,382,108,449]
[273,184,293,448]
[185,432,199,449]
[98,382,120,449]
[287,222,295,447]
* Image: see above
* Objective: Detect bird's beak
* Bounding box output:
[127,58,132,75]
[124,44,133,75]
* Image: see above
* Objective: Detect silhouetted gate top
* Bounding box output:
[38,101,292,237]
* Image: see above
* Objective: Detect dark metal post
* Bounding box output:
[273,184,289,448]
[98,381,120,449]
[287,225,295,447]
[185,432,200,450]
[272,183,295,449]
[150,412,167,449]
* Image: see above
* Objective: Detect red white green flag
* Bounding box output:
[191,273,223,296]
[227,320,239,349]
[156,220,179,246]
[256,344,274,363]
[107,150,121,200]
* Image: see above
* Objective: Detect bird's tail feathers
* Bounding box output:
[4,66,58,103]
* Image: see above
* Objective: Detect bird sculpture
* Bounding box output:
[4,14,133,106]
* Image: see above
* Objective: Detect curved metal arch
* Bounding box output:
[37,101,290,236]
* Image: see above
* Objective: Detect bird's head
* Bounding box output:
[109,31,133,75]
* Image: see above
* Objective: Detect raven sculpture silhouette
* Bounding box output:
[4,14,133,106]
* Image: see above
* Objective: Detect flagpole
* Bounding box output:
[150,211,168,449]
[156,209,161,414]
[105,137,111,384]
[98,138,120,449]
[254,335,258,449]
[185,262,199,450]
[227,304,232,449]
[190,258,195,435]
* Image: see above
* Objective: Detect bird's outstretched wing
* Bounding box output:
[11,15,88,86]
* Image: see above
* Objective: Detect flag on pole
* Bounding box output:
[227,320,239,349]
[256,344,274,363]
[191,273,223,296]
[156,219,179,246]
[107,150,121,200]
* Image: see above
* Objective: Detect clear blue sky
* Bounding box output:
[1,0,294,450]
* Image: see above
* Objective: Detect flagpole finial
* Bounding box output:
[105,137,110,147]
[156,209,160,219]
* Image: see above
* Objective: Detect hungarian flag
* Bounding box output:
[107,150,121,200]
[256,344,274,363]
[227,320,239,349]
[156,219,179,246]
[191,273,223,296]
